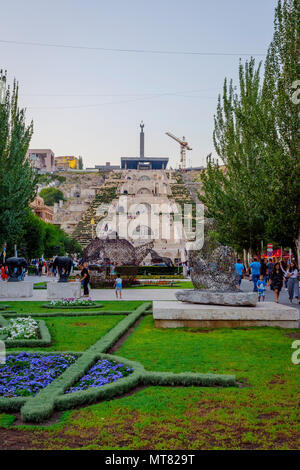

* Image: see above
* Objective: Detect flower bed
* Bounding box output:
[0,317,39,340]
[66,358,134,394]
[43,298,103,309]
[0,352,76,398]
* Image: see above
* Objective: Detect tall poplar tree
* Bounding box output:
[262,0,300,257]
[200,0,300,258]
[0,70,37,253]
[200,59,267,252]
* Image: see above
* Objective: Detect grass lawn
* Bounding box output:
[9,315,125,352]
[0,300,143,314]
[0,306,299,450]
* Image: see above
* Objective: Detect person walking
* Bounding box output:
[257,274,267,302]
[80,262,90,297]
[269,262,285,303]
[266,258,274,282]
[234,258,245,289]
[280,260,299,304]
[0,264,8,281]
[260,258,267,281]
[38,260,43,276]
[114,275,123,300]
[248,257,261,292]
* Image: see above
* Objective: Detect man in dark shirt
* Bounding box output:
[266,258,274,281]
[80,262,90,297]
[260,258,267,281]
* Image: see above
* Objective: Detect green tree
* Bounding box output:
[78,156,83,170]
[0,71,37,251]
[22,212,82,258]
[22,209,45,258]
[200,59,267,253]
[200,0,300,257]
[262,0,300,257]
[39,187,65,206]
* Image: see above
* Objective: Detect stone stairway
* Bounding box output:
[71,185,118,248]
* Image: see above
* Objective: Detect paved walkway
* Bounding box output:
[0,277,299,310]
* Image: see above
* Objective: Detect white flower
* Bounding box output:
[0,317,39,340]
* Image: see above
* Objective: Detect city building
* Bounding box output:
[26,149,55,172]
[86,162,121,171]
[30,196,54,223]
[55,156,79,170]
[121,123,169,170]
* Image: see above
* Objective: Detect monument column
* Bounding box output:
[140,121,145,158]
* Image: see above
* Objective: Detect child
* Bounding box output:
[114,275,123,300]
[257,274,267,302]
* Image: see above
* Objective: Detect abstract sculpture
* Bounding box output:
[82,236,154,266]
[176,219,257,306]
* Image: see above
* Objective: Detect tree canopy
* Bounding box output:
[0,70,37,252]
[200,0,300,257]
[39,187,65,206]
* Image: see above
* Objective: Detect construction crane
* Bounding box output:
[165,132,192,170]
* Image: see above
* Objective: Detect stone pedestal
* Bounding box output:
[176,289,257,306]
[47,281,81,300]
[0,281,33,298]
[153,301,299,329]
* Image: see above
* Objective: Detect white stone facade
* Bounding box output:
[95,169,189,263]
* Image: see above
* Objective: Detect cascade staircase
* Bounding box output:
[71,185,118,248]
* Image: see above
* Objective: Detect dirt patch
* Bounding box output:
[72,322,88,327]
[186,329,212,334]
[107,316,144,353]
[287,332,300,339]
[0,428,45,450]
[268,375,286,385]
[258,412,279,420]
[13,410,63,427]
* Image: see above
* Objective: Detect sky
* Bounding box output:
[0,0,278,169]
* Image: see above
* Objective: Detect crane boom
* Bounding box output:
[165,131,192,170]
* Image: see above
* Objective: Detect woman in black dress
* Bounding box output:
[269,262,284,303]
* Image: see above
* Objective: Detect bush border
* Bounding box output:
[42,304,103,309]
[2,310,132,318]
[3,320,52,348]
[20,303,151,422]
[0,302,237,423]
[0,351,82,413]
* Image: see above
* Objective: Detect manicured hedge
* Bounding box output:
[90,278,138,288]
[4,320,52,348]
[42,304,103,309]
[2,311,131,318]
[137,266,183,275]
[143,371,236,387]
[55,355,145,411]
[0,351,82,414]
[0,305,9,311]
[0,302,237,423]
[0,314,8,328]
[27,266,37,275]
[20,303,151,422]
